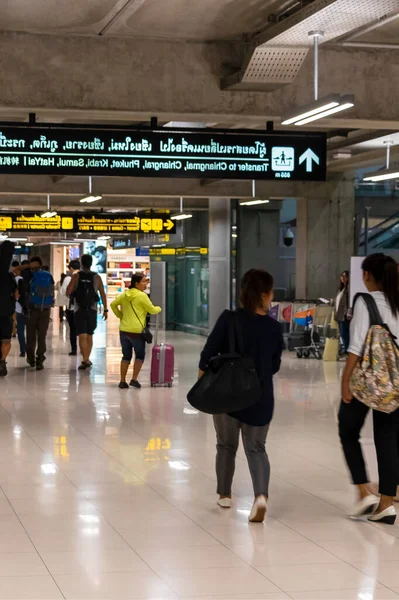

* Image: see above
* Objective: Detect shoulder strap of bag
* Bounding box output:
[130,299,144,329]
[228,311,245,355]
[353,292,383,327]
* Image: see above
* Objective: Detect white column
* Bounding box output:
[208,198,231,330]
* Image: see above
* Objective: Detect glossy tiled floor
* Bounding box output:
[1,317,399,600]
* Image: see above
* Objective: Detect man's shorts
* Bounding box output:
[74,309,97,336]
[0,316,13,341]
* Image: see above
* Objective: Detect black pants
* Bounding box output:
[66,309,77,354]
[339,398,399,497]
[26,308,51,364]
[16,313,26,354]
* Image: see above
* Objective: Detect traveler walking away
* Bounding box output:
[335,270,351,354]
[111,273,161,389]
[55,273,68,322]
[63,260,80,356]
[15,260,30,357]
[198,269,284,522]
[23,257,54,370]
[67,254,108,370]
[0,241,17,377]
[339,253,399,525]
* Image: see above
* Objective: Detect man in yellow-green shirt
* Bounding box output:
[111,272,161,389]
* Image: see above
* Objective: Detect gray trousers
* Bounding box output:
[213,413,270,498]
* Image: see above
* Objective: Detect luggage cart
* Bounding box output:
[287,300,316,351]
[295,304,334,360]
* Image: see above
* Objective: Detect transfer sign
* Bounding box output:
[0,126,327,181]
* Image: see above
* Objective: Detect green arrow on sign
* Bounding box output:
[299,148,320,173]
[164,219,175,231]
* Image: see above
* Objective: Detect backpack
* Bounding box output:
[74,271,99,310]
[350,293,399,414]
[30,271,54,309]
[0,272,16,317]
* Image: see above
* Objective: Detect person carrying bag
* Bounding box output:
[193,269,283,523]
[110,272,161,389]
[339,254,399,525]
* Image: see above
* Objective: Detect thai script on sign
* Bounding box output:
[160,137,267,159]
[29,135,58,153]
[108,138,153,152]
[63,138,105,151]
[0,132,26,149]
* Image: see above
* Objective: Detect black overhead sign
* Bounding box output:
[0,212,176,234]
[0,126,327,181]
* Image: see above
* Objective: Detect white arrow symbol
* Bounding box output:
[299,148,320,172]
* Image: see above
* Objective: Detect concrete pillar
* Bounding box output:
[209,198,231,330]
[296,174,355,299]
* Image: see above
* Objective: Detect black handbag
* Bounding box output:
[130,301,153,344]
[187,312,262,414]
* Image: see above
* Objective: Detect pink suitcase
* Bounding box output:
[150,343,174,387]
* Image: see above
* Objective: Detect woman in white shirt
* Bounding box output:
[339,253,399,525]
[55,273,68,322]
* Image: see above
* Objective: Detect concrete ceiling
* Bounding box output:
[0,0,398,206]
[0,0,287,41]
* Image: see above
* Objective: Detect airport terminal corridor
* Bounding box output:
[0,320,398,600]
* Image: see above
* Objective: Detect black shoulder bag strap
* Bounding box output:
[227,311,246,356]
[130,300,145,328]
[353,293,383,326]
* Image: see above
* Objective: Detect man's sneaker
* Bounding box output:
[129,379,141,389]
[20,352,26,358]
[69,352,77,356]
[36,363,44,371]
[27,359,35,368]
[0,360,7,377]
[118,381,129,389]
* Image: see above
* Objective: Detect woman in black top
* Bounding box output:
[199,269,283,522]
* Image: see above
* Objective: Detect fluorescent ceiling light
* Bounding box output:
[281,94,354,126]
[240,199,270,206]
[171,213,193,220]
[80,195,102,204]
[8,237,28,242]
[282,96,340,125]
[25,242,33,247]
[97,235,111,240]
[41,211,57,218]
[232,233,238,238]
[294,100,355,126]
[363,169,399,182]
[15,245,22,249]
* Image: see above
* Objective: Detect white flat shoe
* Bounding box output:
[249,495,267,523]
[349,495,379,518]
[368,505,397,525]
[217,497,232,509]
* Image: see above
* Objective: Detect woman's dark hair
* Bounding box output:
[339,270,349,291]
[131,272,145,289]
[362,253,399,316]
[60,273,66,285]
[240,269,274,314]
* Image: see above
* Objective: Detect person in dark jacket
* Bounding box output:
[0,241,16,376]
[199,269,283,523]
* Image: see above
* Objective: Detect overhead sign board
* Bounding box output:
[0,126,326,181]
[0,212,176,234]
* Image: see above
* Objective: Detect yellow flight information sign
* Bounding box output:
[0,212,176,235]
